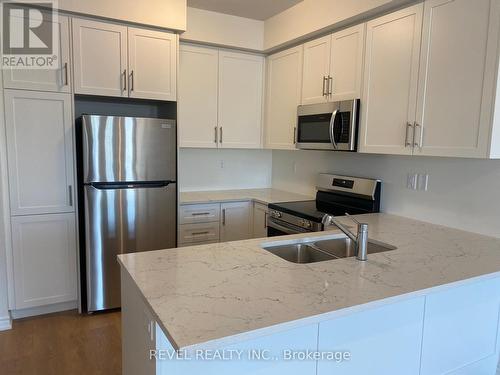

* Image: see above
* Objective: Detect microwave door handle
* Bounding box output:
[329,109,339,150]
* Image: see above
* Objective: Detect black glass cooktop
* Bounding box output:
[269,191,380,223]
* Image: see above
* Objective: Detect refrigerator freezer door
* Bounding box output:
[82,115,176,183]
[84,183,176,312]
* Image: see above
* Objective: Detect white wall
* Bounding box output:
[182,7,264,51]
[59,0,187,30]
[264,0,416,51]
[272,150,500,238]
[179,149,272,191]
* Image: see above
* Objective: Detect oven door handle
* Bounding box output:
[329,109,339,150]
[268,219,308,235]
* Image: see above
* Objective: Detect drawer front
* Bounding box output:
[178,222,220,244]
[179,203,220,224]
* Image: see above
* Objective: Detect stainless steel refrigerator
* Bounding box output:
[81,115,177,312]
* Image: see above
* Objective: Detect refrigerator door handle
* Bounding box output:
[89,181,174,190]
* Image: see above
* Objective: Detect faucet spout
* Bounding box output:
[322,214,369,261]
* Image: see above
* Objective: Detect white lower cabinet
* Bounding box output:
[420,277,500,375]
[317,297,425,375]
[178,222,220,245]
[252,203,268,238]
[220,202,252,242]
[11,213,77,309]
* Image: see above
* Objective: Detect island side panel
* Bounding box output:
[121,269,156,375]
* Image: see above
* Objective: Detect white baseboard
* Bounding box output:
[0,314,12,331]
[11,300,77,320]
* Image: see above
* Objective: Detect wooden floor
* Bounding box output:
[0,310,121,375]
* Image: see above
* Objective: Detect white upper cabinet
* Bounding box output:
[301,35,331,105]
[72,18,128,97]
[264,46,303,149]
[72,19,177,100]
[11,213,77,309]
[3,14,71,93]
[179,44,219,148]
[127,27,177,101]
[301,25,365,105]
[178,45,263,149]
[359,4,423,155]
[218,51,264,149]
[4,90,75,216]
[329,24,365,101]
[414,0,499,158]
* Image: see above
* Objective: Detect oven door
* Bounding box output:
[296,100,359,151]
[267,218,311,237]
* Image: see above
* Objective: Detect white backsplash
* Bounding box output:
[272,150,500,238]
[179,148,272,191]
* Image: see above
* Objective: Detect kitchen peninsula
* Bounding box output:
[119,214,500,375]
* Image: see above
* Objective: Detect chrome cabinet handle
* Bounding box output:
[222,208,226,225]
[328,76,333,95]
[68,185,73,206]
[63,62,69,86]
[264,212,268,229]
[191,231,210,236]
[191,212,210,216]
[329,109,339,150]
[214,126,218,143]
[219,127,223,144]
[414,122,423,148]
[129,70,134,91]
[322,76,328,96]
[122,70,127,91]
[293,127,297,144]
[405,122,413,147]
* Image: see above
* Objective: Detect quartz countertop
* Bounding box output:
[118,213,500,351]
[179,188,313,205]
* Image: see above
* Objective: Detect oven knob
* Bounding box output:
[303,220,312,229]
[271,210,282,219]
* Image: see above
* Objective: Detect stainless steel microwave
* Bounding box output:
[296,99,360,151]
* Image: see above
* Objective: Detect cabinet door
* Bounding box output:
[420,278,500,375]
[317,297,425,375]
[359,5,423,155]
[220,201,251,242]
[178,44,219,148]
[11,213,77,309]
[252,202,268,238]
[128,28,177,101]
[330,24,365,101]
[218,51,264,149]
[414,0,499,158]
[301,35,331,105]
[4,90,75,215]
[3,14,71,93]
[72,18,127,97]
[264,46,303,149]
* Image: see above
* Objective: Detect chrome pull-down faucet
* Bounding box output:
[322,213,369,261]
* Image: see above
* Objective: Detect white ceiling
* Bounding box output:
[187,0,303,20]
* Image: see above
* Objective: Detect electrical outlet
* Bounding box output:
[417,173,429,191]
[407,173,417,190]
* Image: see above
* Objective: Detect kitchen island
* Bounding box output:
[118,213,500,375]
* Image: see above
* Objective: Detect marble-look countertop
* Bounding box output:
[118,213,500,351]
[179,188,313,205]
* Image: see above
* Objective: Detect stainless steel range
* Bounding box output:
[267,174,381,237]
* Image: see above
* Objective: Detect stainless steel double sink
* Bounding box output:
[262,236,396,264]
